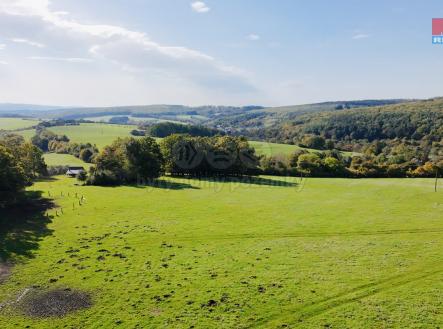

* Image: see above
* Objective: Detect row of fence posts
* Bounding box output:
[45,191,86,218]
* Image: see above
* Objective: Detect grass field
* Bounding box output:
[0,118,39,131]
[0,177,442,328]
[16,123,135,149]
[15,122,343,157]
[249,141,314,157]
[43,153,92,169]
[16,124,314,156]
[48,124,135,149]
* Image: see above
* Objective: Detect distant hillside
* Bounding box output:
[14,105,264,121]
[0,103,64,116]
[257,98,443,142]
[0,100,410,125]
[259,99,412,114]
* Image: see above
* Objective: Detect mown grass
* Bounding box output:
[0,177,441,328]
[0,118,39,131]
[249,141,315,156]
[43,153,92,169]
[48,124,136,149]
[249,141,356,157]
[16,123,135,149]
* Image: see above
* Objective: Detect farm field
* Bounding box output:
[16,122,341,157]
[0,177,442,328]
[0,118,39,131]
[43,153,92,169]
[249,141,317,157]
[48,124,136,149]
[17,123,135,150]
[249,141,356,157]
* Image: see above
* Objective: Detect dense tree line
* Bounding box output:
[85,135,259,185]
[160,135,259,177]
[36,119,79,129]
[87,137,163,185]
[0,134,47,207]
[32,129,98,163]
[260,148,443,178]
[242,99,443,175]
[146,122,223,138]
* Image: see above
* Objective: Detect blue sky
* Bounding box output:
[0,0,442,107]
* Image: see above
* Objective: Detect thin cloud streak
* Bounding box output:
[11,38,45,47]
[29,56,93,63]
[352,33,371,40]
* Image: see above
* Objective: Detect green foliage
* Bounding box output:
[31,129,69,152]
[1,134,47,180]
[297,153,322,175]
[125,137,164,180]
[0,145,28,207]
[301,135,326,150]
[76,170,88,183]
[148,122,222,138]
[160,135,259,176]
[0,134,47,207]
[250,99,443,176]
[79,148,95,163]
[89,136,163,185]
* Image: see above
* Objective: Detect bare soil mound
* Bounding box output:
[20,288,92,317]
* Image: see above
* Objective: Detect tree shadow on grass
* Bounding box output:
[132,179,201,190]
[0,191,55,262]
[173,175,298,187]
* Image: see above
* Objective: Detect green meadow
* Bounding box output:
[16,122,334,157]
[48,124,136,149]
[1,176,442,328]
[17,123,135,150]
[43,153,92,169]
[0,118,39,131]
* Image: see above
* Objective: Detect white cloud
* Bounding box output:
[29,56,93,63]
[11,38,45,48]
[0,43,5,50]
[247,34,260,41]
[0,60,8,65]
[191,1,210,13]
[352,33,370,40]
[0,0,259,105]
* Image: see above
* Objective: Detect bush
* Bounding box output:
[46,166,69,176]
[160,135,259,177]
[89,136,163,185]
[87,170,120,186]
[149,122,222,138]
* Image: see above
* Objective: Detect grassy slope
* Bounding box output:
[0,177,441,328]
[16,124,320,156]
[254,100,411,114]
[12,123,137,149]
[250,141,355,157]
[43,153,92,169]
[47,124,135,149]
[250,141,312,156]
[0,118,39,131]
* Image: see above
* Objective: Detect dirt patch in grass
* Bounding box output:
[0,263,12,284]
[20,288,92,318]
